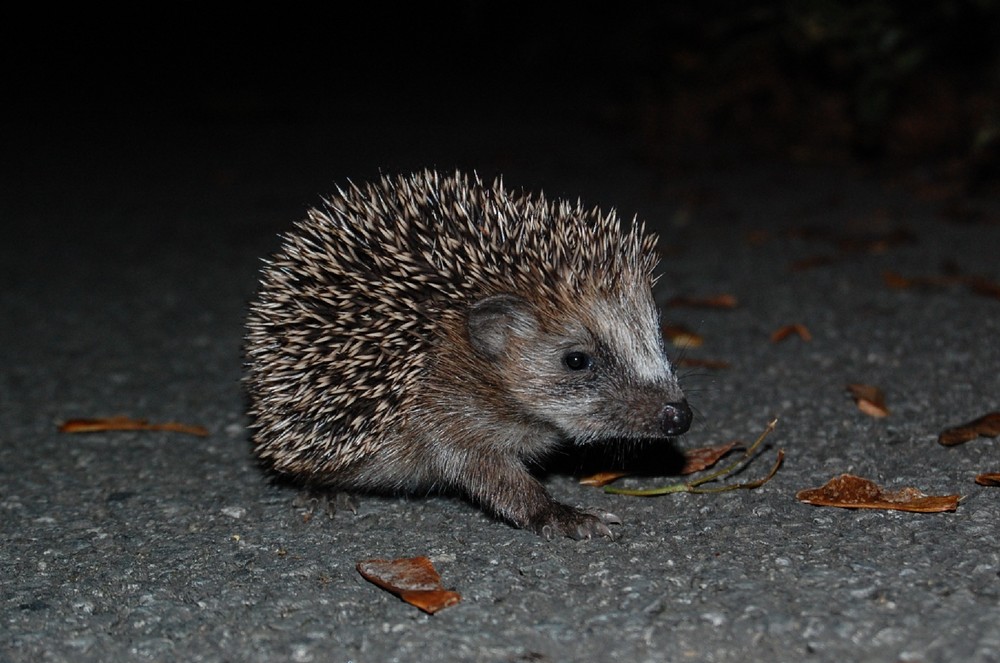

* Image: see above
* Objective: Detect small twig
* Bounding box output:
[688,449,785,494]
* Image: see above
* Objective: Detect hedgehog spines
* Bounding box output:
[244,169,662,480]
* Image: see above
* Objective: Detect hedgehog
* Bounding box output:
[244,170,691,540]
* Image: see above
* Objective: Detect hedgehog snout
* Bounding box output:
[659,400,692,436]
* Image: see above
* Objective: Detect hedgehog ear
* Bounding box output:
[467,294,539,361]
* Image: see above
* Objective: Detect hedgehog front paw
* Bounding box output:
[531,503,622,541]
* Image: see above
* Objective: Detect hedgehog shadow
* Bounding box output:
[541,438,689,480]
[262,439,689,510]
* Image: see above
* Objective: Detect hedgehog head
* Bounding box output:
[461,281,690,446]
[413,171,690,446]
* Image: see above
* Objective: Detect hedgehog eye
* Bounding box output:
[563,351,592,371]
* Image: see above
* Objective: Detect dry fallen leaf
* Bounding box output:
[665,294,738,309]
[975,473,1000,486]
[58,416,209,437]
[883,269,1000,301]
[937,200,1000,226]
[796,474,959,513]
[790,255,839,271]
[938,412,1000,446]
[967,276,1000,301]
[846,383,890,418]
[786,226,915,271]
[882,270,958,291]
[662,323,704,348]
[579,471,630,488]
[882,270,915,290]
[675,357,732,370]
[357,556,461,615]
[770,323,812,343]
[681,441,741,474]
[940,413,1000,445]
[836,227,917,254]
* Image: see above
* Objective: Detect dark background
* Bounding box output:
[8,2,1000,171]
[4,4,1000,662]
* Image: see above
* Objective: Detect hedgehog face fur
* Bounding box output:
[244,170,691,540]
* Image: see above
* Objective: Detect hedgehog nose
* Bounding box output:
[659,400,692,436]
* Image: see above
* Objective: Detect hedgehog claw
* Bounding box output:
[293,489,357,521]
[571,509,620,541]
[532,504,621,541]
[584,508,622,526]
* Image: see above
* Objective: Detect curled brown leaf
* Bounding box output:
[883,269,959,291]
[967,276,1000,300]
[357,556,461,615]
[675,357,732,370]
[883,269,1000,301]
[665,294,738,309]
[796,474,959,513]
[770,324,812,343]
[938,412,1000,446]
[846,383,890,418]
[58,416,209,437]
[662,323,704,348]
[681,441,741,474]
[975,473,1000,486]
[790,255,838,271]
[579,471,630,488]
